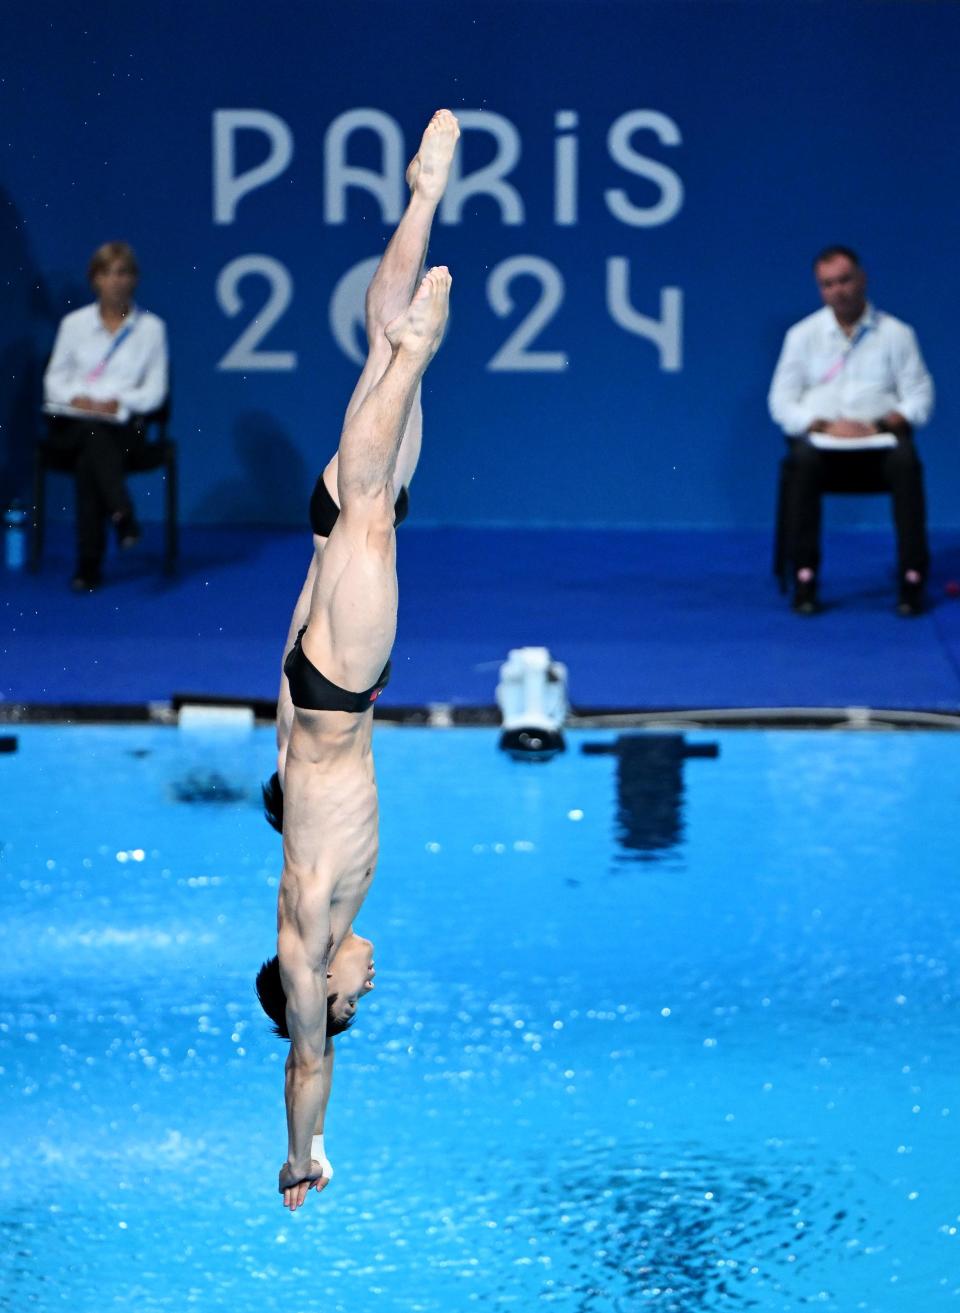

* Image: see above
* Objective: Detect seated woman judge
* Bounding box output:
[43,240,168,591]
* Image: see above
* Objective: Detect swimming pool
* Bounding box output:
[1,724,958,1311]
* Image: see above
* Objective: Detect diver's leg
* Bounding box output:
[305,269,452,690]
[321,110,458,496]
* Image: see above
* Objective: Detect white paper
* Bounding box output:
[808,431,897,451]
[43,402,128,424]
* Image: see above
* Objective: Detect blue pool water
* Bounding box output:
[1,724,959,1312]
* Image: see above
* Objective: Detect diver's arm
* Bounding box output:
[303,1042,336,1181]
[313,1041,335,1135]
[277,920,331,1206]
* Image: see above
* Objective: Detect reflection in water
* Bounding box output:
[582,733,719,860]
[505,1138,884,1310]
[170,770,250,804]
[323,1136,884,1311]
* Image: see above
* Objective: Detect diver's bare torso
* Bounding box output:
[280,709,379,948]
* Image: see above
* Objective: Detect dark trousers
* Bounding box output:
[784,437,930,576]
[46,416,145,565]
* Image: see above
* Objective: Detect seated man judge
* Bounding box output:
[43,240,168,592]
[768,245,934,616]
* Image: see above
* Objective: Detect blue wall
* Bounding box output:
[2,0,958,528]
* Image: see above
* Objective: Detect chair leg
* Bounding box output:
[772,457,791,594]
[30,448,45,571]
[164,448,178,574]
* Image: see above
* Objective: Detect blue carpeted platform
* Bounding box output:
[4,525,960,710]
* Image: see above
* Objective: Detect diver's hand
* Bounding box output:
[279,1158,330,1211]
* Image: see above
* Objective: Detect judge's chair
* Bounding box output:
[30,396,178,575]
[772,439,910,591]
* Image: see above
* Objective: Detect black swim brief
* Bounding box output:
[284,626,390,713]
[309,476,410,538]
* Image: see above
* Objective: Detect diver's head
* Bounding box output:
[325,931,376,1032]
[255,931,375,1040]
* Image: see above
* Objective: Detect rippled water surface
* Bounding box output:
[2,725,959,1311]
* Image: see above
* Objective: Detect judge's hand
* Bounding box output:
[817,420,876,438]
[878,410,909,438]
[68,396,120,416]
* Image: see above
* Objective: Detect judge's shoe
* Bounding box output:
[113,511,142,550]
[70,561,102,592]
[897,576,925,617]
[791,575,819,615]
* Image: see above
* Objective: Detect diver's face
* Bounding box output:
[327,932,376,1025]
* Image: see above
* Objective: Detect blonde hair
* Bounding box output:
[87,240,139,285]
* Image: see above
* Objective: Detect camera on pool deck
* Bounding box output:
[496,646,569,761]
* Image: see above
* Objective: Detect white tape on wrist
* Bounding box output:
[311,1134,334,1180]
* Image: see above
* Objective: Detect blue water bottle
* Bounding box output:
[4,501,28,571]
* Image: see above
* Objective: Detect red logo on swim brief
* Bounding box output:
[370,689,381,701]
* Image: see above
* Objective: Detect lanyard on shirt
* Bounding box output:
[819,320,870,384]
[85,316,136,382]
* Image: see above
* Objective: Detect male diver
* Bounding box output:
[255,110,459,1212]
[267,108,459,804]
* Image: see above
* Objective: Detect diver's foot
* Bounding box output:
[385,267,452,362]
[405,109,460,200]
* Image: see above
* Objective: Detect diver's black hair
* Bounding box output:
[254,955,356,1040]
[262,772,284,834]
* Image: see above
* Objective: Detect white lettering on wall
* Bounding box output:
[324,109,405,224]
[605,110,683,228]
[607,258,683,371]
[487,257,568,372]
[554,110,579,226]
[213,110,294,225]
[216,256,297,371]
[440,110,524,225]
[213,107,688,375]
[329,256,380,365]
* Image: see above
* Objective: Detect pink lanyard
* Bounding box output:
[85,318,136,383]
[819,321,869,385]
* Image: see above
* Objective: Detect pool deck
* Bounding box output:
[4,525,960,713]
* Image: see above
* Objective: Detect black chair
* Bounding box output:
[30,396,178,575]
[772,446,897,593]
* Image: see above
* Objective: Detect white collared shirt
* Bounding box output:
[768,303,934,437]
[43,302,168,423]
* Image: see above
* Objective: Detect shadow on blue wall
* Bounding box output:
[0,190,49,506]
[0,189,88,508]
[190,410,309,528]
